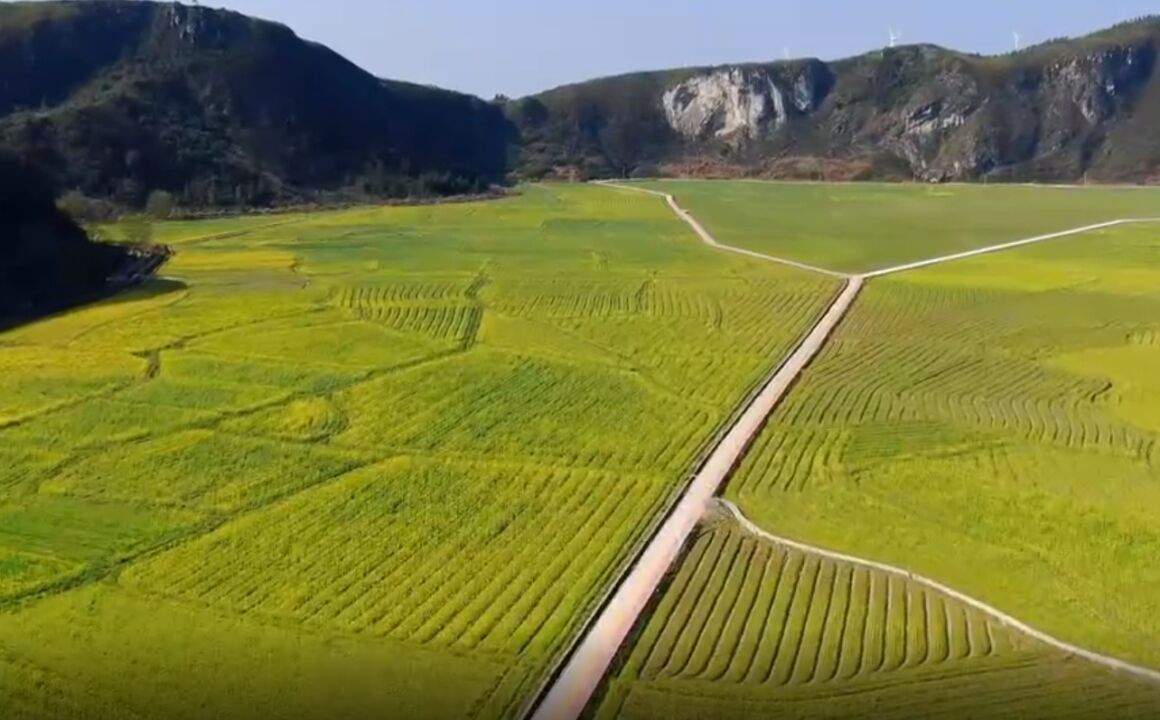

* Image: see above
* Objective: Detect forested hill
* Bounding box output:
[0,153,148,323]
[3,3,1159,207]
[510,17,1160,183]
[0,1,514,208]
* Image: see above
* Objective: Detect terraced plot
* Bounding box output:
[596,520,1160,720]
[639,180,1160,272]
[728,222,1160,671]
[0,184,836,719]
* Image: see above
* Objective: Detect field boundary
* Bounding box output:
[599,180,1160,279]
[512,280,847,719]
[865,218,1160,277]
[718,498,1160,684]
[527,275,864,720]
[597,181,850,279]
[535,183,1160,719]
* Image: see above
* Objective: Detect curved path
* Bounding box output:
[527,184,1160,720]
[596,181,849,278]
[719,498,1160,683]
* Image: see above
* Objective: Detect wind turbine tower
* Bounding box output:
[888,28,902,49]
[1013,31,1022,51]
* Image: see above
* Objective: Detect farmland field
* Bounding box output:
[639,180,1160,272]
[0,185,837,719]
[722,222,1160,667]
[5,178,1160,720]
[587,187,1160,719]
[595,517,1160,720]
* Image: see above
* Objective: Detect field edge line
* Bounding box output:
[593,181,850,280]
[525,276,864,720]
[865,218,1160,277]
[717,498,1160,685]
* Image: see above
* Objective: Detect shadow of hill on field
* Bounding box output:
[0,150,181,334]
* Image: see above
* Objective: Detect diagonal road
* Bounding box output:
[527,183,863,718]
[526,183,1160,720]
[530,277,863,720]
[864,218,1160,277]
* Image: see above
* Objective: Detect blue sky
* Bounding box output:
[206,1,1156,97]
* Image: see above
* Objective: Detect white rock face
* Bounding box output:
[792,74,816,113]
[662,69,788,140]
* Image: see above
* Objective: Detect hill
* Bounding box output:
[0,152,160,324]
[0,1,514,208]
[510,17,1160,183]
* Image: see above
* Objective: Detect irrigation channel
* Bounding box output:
[525,184,1160,720]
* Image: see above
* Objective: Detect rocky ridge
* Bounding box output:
[513,18,1160,183]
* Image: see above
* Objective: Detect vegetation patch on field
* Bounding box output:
[596,519,1160,720]
[0,184,835,717]
[726,223,1160,668]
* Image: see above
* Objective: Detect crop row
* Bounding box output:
[328,351,720,474]
[607,653,1160,720]
[122,457,671,658]
[595,520,1160,719]
[620,523,1028,689]
[758,282,1154,462]
[334,281,471,306]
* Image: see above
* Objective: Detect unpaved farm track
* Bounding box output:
[866,218,1160,277]
[525,183,1160,720]
[528,183,863,720]
[598,182,849,278]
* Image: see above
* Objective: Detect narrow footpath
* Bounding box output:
[719,498,1160,684]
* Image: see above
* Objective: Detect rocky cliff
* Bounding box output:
[512,17,1160,183]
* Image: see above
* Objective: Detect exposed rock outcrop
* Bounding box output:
[661,62,834,141]
[514,17,1160,183]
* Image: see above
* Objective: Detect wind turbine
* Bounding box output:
[888,28,902,49]
[1013,30,1022,51]
[783,47,791,61]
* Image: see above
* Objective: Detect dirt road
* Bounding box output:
[598,182,849,278]
[864,219,1157,277]
[528,275,863,720]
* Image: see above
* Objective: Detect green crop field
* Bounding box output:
[5,179,1160,719]
[0,184,837,719]
[639,180,1160,272]
[591,184,1160,719]
[596,518,1160,720]
[724,222,1160,669]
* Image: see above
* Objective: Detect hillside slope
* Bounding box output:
[0,1,514,207]
[511,17,1160,183]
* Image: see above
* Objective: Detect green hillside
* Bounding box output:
[0,1,514,208]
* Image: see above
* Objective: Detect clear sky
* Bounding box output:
[202,1,1156,97]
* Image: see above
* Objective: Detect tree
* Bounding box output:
[58,190,97,223]
[145,190,175,220]
[122,215,153,247]
[57,190,115,225]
